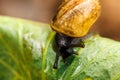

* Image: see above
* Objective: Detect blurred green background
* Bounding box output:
[0,0,120,41]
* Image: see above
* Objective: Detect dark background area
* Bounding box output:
[0,0,120,41]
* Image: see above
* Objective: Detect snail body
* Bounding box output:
[51,0,101,69]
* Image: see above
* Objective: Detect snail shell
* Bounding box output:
[51,0,101,37]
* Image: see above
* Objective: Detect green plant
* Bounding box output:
[0,16,120,80]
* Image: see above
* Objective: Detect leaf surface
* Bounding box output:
[0,16,120,80]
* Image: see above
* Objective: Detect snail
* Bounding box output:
[51,0,101,69]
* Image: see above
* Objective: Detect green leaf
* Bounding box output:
[0,16,120,80]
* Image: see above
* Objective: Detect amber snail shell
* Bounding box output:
[51,0,101,37]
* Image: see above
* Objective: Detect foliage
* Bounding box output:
[0,16,120,80]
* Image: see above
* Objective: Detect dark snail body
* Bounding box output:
[53,33,85,69]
